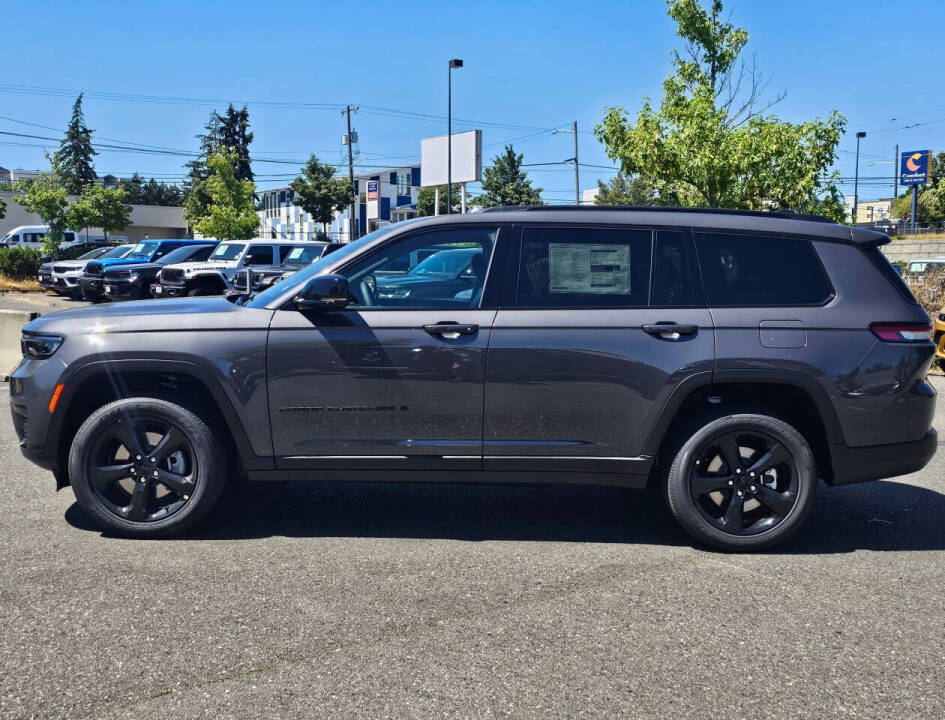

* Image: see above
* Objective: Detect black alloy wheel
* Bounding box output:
[87,417,196,523]
[688,429,798,536]
[69,398,226,537]
[665,414,816,551]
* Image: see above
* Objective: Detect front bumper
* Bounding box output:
[79,276,104,299]
[831,428,938,485]
[152,282,188,297]
[102,280,143,301]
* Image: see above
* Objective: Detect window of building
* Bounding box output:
[513,226,651,308]
[694,232,831,306]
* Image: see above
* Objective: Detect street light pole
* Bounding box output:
[853,131,866,224]
[448,59,463,215]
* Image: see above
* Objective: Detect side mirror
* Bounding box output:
[293,274,349,311]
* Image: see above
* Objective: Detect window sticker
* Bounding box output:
[548,243,630,294]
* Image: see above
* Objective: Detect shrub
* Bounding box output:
[906,268,945,319]
[0,246,42,281]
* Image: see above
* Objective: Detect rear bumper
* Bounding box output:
[831,428,938,485]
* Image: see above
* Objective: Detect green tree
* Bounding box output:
[190,149,259,241]
[289,155,353,235]
[69,185,133,242]
[417,184,460,216]
[120,173,185,206]
[472,145,543,207]
[12,155,70,253]
[184,106,254,225]
[58,94,97,195]
[594,172,678,206]
[0,194,5,220]
[595,0,845,221]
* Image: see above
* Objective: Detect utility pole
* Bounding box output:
[572,120,580,205]
[853,131,866,224]
[893,144,899,202]
[343,105,358,242]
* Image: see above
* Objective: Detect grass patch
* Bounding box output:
[0,277,43,293]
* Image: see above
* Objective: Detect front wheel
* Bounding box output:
[68,398,227,538]
[665,414,816,552]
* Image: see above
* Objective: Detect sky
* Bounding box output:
[2,0,944,203]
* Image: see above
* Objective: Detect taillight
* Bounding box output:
[870,323,933,342]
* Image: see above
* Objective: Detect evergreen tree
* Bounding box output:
[472,145,543,207]
[58,94,97,195]
[219,104,254,182]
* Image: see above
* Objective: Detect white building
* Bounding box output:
[256,165,421,242]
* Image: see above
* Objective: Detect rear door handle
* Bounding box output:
[642,322,698,339]
[423,322,479,337]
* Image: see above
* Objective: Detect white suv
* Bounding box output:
[154,240,317,297]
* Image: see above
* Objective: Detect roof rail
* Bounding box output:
[478,205,835,223]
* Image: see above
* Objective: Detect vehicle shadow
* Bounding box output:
[64,477,945,553]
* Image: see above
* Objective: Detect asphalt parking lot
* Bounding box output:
[1,380,944,719]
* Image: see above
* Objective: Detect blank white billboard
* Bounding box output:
[420,130,482,186]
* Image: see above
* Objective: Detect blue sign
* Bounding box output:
[367,180,379,199]
[900,150,932,186]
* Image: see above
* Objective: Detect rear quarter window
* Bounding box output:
[694,232,832,306]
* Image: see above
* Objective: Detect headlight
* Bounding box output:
[939,313,945,322]
[21,333,63,359]
[128,272,139,283]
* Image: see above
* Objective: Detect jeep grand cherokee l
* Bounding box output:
[10,208,937,550]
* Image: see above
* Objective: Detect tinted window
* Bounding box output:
[159,245,214,265]
[515,227,651,308]
[152,243,184,260]
[245,245,274,265]
[695,232,831,306]
[651,231,701,307]
[343,226,497,309]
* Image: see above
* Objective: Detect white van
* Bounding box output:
[0,225,105,250]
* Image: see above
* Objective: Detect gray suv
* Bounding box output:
[9,208,937,550]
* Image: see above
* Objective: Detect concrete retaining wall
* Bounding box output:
[882,239,945,263]
[0,309,38,378]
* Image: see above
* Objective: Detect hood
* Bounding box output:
[51,259,86,271]
[23,296,274,335]
[96,255,151,268]
[104,261,162,275]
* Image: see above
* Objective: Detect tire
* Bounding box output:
[68,398,227,538]
[665,414,816,552]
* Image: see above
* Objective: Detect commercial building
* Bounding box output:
[0,190,189,243]
[844,196,894,224]
[256,165,421,242]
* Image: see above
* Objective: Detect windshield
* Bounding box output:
[102,245,133,259]
[159,244,214,265]
[247,222,410,308]
[409,248,479,277]
[127,241,159,259]
[283,246,321,264]
[78,248,107,260]
[211,243,245,261]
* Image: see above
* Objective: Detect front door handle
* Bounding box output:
[423,322,479,337]
[642,322,698,339]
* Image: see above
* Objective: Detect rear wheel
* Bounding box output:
[68,398,227,538]
[665,414,816,551]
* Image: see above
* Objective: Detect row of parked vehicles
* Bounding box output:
[39,238,345,302]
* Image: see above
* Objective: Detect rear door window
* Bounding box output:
[694,232,831,306]
[651,231,702,307]
[513,226,651,308]
[246,245,274,265]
